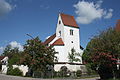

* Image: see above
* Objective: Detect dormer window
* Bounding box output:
[70,29,73,35]
[59,20,61,24]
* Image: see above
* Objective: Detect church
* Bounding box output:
[44,13,83,71]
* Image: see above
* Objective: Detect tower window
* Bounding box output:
[59,20,61,24]
[59,31,61,36]
[70,29,73,35]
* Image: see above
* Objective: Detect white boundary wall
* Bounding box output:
[12,65,28,76]
[54,64,86,72]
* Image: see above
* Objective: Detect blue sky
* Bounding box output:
[0,0,120,53]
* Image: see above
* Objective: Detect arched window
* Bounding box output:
[59,20,61,24]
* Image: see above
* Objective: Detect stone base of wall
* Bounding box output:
[54,62,86,73]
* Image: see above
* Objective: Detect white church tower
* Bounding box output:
[44,13,83,71]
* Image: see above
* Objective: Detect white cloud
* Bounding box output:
[0,41,23,54]
[0,47,4,54]
[104,9,113,19]
[9,41,23,51]
[40,5,50,9]
[74,0,113,24]
[0,0,12,16]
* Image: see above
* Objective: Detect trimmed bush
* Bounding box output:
[76,70,82,77]
[7,67,23,76]
[59,66,70,77]
[33,71,44,78]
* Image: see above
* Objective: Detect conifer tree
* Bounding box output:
[68,48,80,63]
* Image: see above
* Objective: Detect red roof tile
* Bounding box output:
[115,19,120,31]
[60,13,79,28]
[44,33,56,45]
[0,56,5,60]
[52,38,64,46]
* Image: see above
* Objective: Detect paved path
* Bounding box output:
[0,74,100,80]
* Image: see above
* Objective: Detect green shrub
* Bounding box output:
[33,71,44,78]
[85,64,97,75]
[76,70,82,77]
[53,71,59,78]
[59,66,70,77]
[7,67,23,76]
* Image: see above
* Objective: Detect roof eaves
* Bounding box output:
[44,33,56,45]
[52,38,64,46]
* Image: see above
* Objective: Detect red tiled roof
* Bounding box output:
[0,56,5,60]
[52,38,64,46]
[115,19,120,31]
[44,33,56,45]
[60,13,79,28]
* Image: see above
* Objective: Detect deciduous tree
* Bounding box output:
[2,45,21,66]
[83,28,120,79]
[20,37,57,74]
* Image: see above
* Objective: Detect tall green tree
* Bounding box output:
[20,37,57,72]
[83,28,120,79]
[2,45,21,66]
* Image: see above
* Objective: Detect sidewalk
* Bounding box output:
[0,74,100,80]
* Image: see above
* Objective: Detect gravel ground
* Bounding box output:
[0,74,100,80]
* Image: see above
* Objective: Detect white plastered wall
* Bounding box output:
[54,46,65,62]
[56,14,64,42]
[63,26,82,64]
